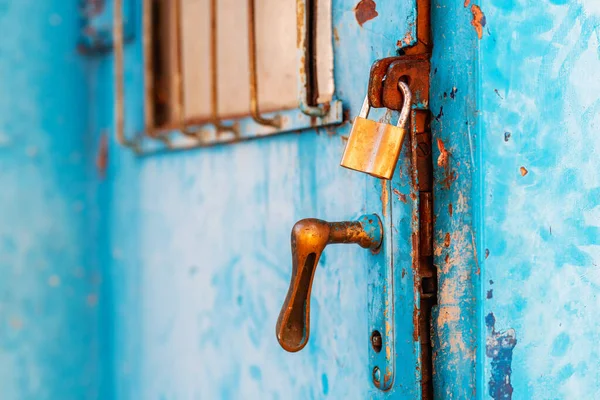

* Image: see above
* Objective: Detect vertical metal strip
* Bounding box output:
[114,0,138,149]
[210,0,221,127]
[173,0,184,130]
[209,0,238,134]
[142,0,154,134]
[296,0,328,117]
[175,0,204,138]
[247,0,280,127]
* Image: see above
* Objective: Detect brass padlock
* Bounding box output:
[340,81,412,180]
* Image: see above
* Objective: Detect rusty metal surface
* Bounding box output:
[276,215,382,353]
[368,55,431,111]
[367,0,431,111]
[296,0,330,117]
[115,0,343,153]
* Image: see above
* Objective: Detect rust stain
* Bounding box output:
[470,5,486,40]
[520,166,528,176]
[354,0,378,27]
[437,139,457,189]
[296,1,305,47]
[444,232,451,247]
[441,170,457,189]
[333,27,340,43]
[410,192,418,202]
[413,304,420,341]
[436,224,477,360]
[448,203,453,217]
[10,317,23,330]
[96,133,108,178]
[436,138,449,168]
[393,188,408,203]
[87,293,98,306]
[381,180,389,217]
[464,0,470,7]
[439,225,475,275]
[324,126,337,136]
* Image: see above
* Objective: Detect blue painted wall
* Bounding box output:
[431,0,600,399]
[478,1,600,398]
[0,1,107,399]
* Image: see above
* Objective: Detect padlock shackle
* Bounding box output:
[397,81,412,127]
[359,81,413,125]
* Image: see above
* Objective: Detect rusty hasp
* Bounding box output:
[368,55,431,111]
[367,0,431,111]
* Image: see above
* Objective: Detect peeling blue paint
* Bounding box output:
[485,313,517,400]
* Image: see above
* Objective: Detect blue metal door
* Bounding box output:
[1,0,600,399]
[96,0,425,397]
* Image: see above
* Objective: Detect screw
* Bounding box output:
[372,366,381,386]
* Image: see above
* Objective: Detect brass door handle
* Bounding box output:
[276,214,383,352]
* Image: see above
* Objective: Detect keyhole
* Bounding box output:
[371,330,382,353]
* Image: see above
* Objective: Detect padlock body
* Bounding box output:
[340,117,407,180]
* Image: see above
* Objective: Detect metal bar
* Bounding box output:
[209,0,238,134]
[172,0,183,130]
[176,0,238,138]
[296,0,328,117]
[247,0,281,127]
[114,0,139,150]
[136,100,343,154]
[174,0,205,138]
[143,0,154,133]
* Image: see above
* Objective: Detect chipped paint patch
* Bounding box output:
[381,180,389,217]
[450,87,458,99]
[486,313,517,399]
[436,138,449,168]
[470,5,486,40]
[464,0,471,7]
[392,188,408,203]
[354,0,378,27]
[398,30,413,47]
[96,133,108,178]
[519,166,528,176]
